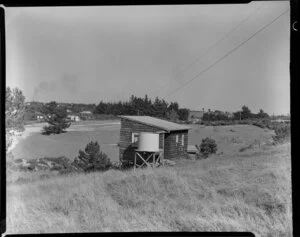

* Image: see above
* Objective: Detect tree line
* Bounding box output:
[93,95,190,121]
[24,95,190,121]
[202,106,270,122]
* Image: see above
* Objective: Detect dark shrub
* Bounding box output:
[251,118,273,129]
[72,141,111,172]
[42,125,67,135]
[196,137,218,158]
[272,123,290,143]
[252,121,266,129]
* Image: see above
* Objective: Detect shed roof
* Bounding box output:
[119,116,191,132]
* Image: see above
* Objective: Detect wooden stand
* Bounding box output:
[134,150,163,170]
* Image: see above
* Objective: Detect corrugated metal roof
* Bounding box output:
[119,116,191,132]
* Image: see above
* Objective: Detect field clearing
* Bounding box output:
[10,121,274,163]
[6,142,292,235]
[10,120,121,162]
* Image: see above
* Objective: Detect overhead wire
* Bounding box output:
[162,8,290,100]
[159,2,265,96]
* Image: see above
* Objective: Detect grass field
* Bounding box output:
[6,142,291,236]
[10,122,274,163]
[10,120,121,162]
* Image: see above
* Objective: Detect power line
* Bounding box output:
[163,9,289,100]
[159,3,265,96]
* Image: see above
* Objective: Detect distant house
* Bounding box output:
[226,112,234,118]
[66,109,72,114]
[36,112,44,121]
[188,110,205,123]
[79,111,93,120]
[119,116,190,166]
[67,114,81,122]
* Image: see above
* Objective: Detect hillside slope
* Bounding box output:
[6,143,292,236]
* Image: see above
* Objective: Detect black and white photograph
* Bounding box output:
[4,2,291,236]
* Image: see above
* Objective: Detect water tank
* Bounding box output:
[138,132,160,152]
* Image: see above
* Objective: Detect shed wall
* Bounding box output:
[164,130,188,159]
[119,118,164,164]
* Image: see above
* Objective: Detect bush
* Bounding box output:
[42,125,66,135]
[273,123,290,143]
[250,118,273,129]
[71,141,111,172]
[196,137,218,158]
[252,121,266,129]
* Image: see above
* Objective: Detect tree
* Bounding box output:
[257,109,269,119]
[6,87,26,152]
[94,101,107,114]
[24,101,44,121]
[153,97,168,118]
[72,141,111,172]
[167,102,179,113]
[166,109,179,122]
[202,112,213,121]
[41,101,71,135]
[143,94,153,115]
[178,108,189,121]
[241,105,252,120]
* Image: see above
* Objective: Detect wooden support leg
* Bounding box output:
[153,153,155,167]
[134,152,136,171]
[157,153,161,166]
[156,152,161,167]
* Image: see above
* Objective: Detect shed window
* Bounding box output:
[159,134,163,149]
[181,134,184,146]
[132,133,139,147]
[176,135,179,144]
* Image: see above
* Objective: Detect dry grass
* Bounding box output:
[6,142,292,236]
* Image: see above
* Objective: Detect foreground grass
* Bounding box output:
[6,143,291,236]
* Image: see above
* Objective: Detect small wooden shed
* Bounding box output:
[119,116,190,166]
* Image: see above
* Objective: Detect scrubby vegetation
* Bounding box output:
[6,143,292,236]
[199,118,290,130]
[272,123,290,144]
[7,141,112,177]
[195,137,218,158]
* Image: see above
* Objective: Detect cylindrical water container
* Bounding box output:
[138,132,160,152]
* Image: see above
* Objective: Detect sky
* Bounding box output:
[5,2,290,115]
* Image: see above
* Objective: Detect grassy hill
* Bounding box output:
[6,142,291,236]
[10,123,274,163]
